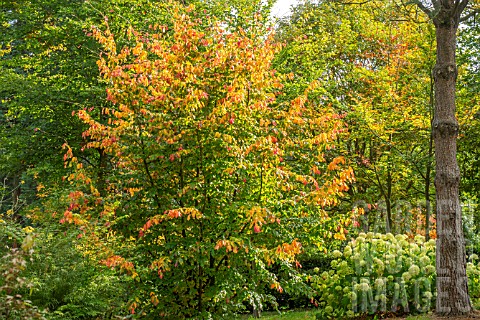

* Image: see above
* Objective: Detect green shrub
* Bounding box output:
[0,217,46,320]
[308,232,480,319]
[1,215,128,319]
[23,228,128,319]
[467,254,480,309]
[0,247,46,320]
[309,233,436,319]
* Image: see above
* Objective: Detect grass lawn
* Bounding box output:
[237,310,437,319]
[238,309,315,319]
[237,310,479,320]
[237,310,429,319]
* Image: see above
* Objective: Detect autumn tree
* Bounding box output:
[61,2,353,317]
[275,0,437,237]
[457,7,480,236]
[0,0,263,217]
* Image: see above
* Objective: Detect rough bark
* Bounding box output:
[431,0,472,315]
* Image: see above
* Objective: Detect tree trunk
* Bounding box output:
[12,175,21,213]
[425,70,434,241]
[432,1,472,315]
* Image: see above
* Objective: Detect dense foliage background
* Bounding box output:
[1,0,479,319]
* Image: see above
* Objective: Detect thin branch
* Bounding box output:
[440,0,451,7]
[407,0,434,17]
[334,0,372,4]
[455,0,470,17]
[460,7,479,22]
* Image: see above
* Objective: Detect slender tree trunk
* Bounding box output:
[432,1,471,315]
[425,70,434,241]
[386,160,393,233]
[424,136,432,240]
[12,175,21,213]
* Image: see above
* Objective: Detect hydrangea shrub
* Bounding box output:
[467,254,480,308]
[308,232,480,318]
[308,233,436,318]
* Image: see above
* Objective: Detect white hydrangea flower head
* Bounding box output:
[358,282,370,292]
[395,234,407,241]
[400,240,409,247]
[424,265,435,275]
[414,235,425,244]
[373,257,383,266]
[408,264,420,276]
[378,294,387,302]
[332,250,342,258]
[374,278,385,287]
[420,255,430,267]
[344,246,352,258]
[405,257,413,267]
[426,239,436,247]
[385,233,395,241]
[347,292,357,301]
[402,271,412,281]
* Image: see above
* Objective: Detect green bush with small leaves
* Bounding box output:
[308,232,480,319]
[467,254,480,309]
[308,233,436,319]
[21,228,128,320]
[0,217,46,320]
[1,215,128,319]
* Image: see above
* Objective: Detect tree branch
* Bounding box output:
[460,7,479,22]
[440,0,451,8]
[407,0,434,17]
[455,0,470,16]
[334,0,372,4]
